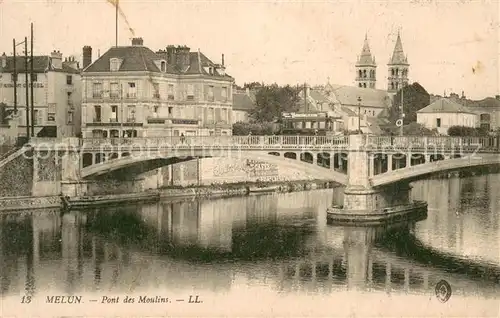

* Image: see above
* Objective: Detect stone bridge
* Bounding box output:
[1,134,499,212]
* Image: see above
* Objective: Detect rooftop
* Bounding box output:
[417,98,477,114]
[84,42,232,79]
[0,55,80,74]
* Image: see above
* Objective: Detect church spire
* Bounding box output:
[388,30,408,65]
[387,30,410,94]
[355,33,377,89]
[356,33,376,66]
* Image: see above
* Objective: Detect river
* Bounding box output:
[1,174,499,317]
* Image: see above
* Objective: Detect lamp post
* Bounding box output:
[399,78,405,136]
[13,38,30,138]
[357,96,362,134]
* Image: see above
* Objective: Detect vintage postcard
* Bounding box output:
[0,0,499,317]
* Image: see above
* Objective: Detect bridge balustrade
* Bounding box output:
[79,135,350,150]
[366,136,499,152]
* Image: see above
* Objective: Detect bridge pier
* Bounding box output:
[327,135,427,225]
[32,149,83,197]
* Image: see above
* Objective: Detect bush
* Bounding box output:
[447,126,488,136]
[382,123,436,136]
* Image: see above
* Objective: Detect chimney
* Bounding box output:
[245,87,250,96]
[82,46,92,69]
[176,45,190,68]
[1,52,6,68]
[166,45,176,64]
[222,54,225,66]
[131,37,144,46]
[50,50,63,69]
[65,55,79,70]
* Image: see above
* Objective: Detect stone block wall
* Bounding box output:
[87,177,144,195]
[0,151,33,197]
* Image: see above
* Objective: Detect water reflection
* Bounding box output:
[1,176,500,300]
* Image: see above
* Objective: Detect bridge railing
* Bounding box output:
[79,135,350,149]
[366,136,500,152]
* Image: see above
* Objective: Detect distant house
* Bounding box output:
[290,85,386,134]
[417,98,479,135]
[322,83,392,117]
[432,93,500,131]
[232,88,256,123]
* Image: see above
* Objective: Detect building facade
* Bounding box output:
[232,87,256,123]
[81,38,234,138]
[417,98,479,135]
[0,51,81,139]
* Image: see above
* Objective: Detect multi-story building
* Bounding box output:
[81,38,234,138]
[0,50,81,139]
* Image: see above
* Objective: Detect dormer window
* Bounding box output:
[110,58,121,72]
[160,61,166,72]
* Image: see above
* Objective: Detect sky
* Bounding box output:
[0,0,498,100]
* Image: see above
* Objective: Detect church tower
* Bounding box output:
[387,31,410,94]
[355,34,377,89]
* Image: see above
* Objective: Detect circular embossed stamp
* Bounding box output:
[435,279,452,303]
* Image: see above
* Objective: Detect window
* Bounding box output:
[480,114,491,122]
[47,103,56,121]
[363,70,367,78]
[168,84,174,100]
[187,84,194,100]
[358,70,362,78]
[160,61,166,72]
[168,107,173,116]
[33,110,39,125]
[152,83,160,99]
[127,82,136,98]
[94,105,102,122]
[127,105,136,122]
[11,73,17,82]
[110,58,121,72]
[153,105,159,114]
[436,118,441,128]
[208,85,214,101]
[110,82,119,99]
[92,82,102,98]
[66,75,73,85]
[67,111,73,124]
[359,83,362,87]
[32,73,37,82]
[67,92,73,107]
[480,123,490,131]
[222,87,227,102]
[110,105,118,122]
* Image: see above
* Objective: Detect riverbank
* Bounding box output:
[158,179,338,201]
[0,179,338,212]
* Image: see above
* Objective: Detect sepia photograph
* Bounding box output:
[0,0,499,317]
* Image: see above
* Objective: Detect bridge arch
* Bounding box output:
[80,150,348,184]
[371,154,500,187]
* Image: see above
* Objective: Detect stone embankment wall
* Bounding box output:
[0,152,33,197]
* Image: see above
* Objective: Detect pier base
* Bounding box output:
[327,184,427,226]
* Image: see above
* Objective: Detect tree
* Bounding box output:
[250,84,301,122]
[232,121,276,135]
[389,82,430,125]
